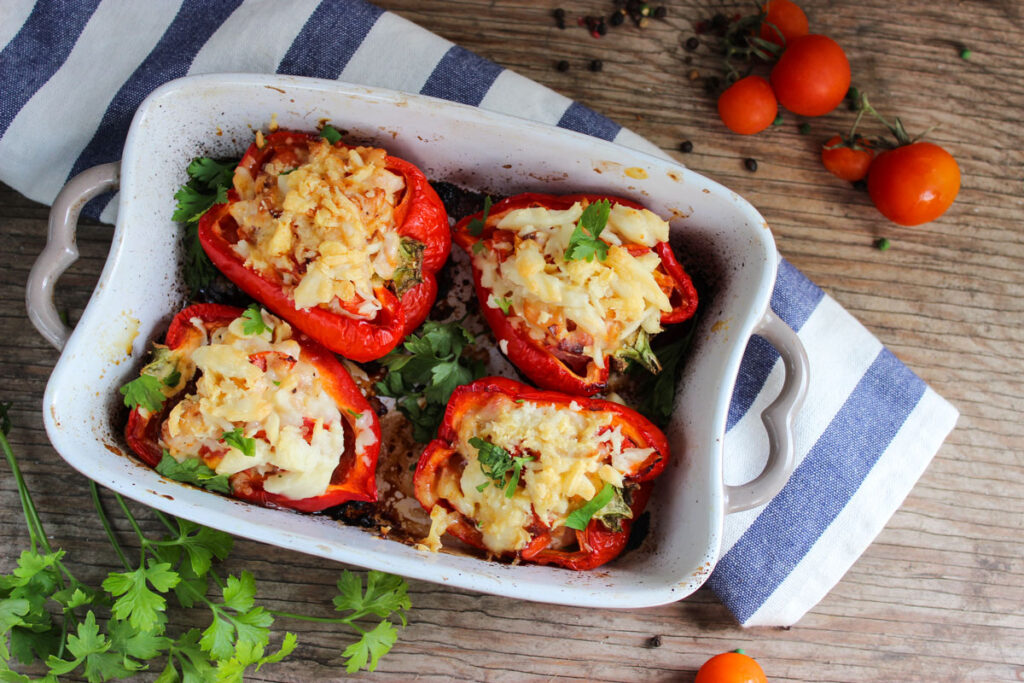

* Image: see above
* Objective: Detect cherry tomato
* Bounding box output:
[867,142,960,226]
[770,34,850,117]
[759,0,809,46]
[696,651,767,683]
[821,135,874,181]
[717,76,778,135]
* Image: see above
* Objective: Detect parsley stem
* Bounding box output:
[268,610,357,625]
[113,492,150,566]
[0,426,50,553]
[89,481,132,571]
[153,508,179,536]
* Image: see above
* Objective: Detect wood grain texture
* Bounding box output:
[2,1,1023,681]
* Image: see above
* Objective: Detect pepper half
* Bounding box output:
[124,303,381,512]
[413,376,669,570]
[198,131,450,362]
[453,193,697,395]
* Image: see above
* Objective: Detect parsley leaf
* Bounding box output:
[465,195,493,237]
[493,297,514,315]
[173,156,237,295]
[375,320,486,442]
[240,305,271,337]
[632,324,697,427]
[187,157,236,189]
[119,374,166,413]
[342,619,397,674]
[565,483,617,530]
[155,452,231,494]
[320,124,343,144]
[565,199,612,262]
[468,437,533,498]
[333,570,411,625]
[615,329,662,375]
[102,560,180,633]
[222,427,256,457]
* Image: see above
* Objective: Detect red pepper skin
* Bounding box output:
[413,377,669,570]
[453,193,697,395]
[124,303,381,512]
[198,131,450,362]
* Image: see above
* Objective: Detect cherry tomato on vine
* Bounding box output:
[717,75,778,135]
[821,135,874,181]
[770,34,850,116]
[867,141,960,226]
[696,651,768,683]
[759,0,809,46]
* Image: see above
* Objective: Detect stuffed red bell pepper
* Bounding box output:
[198,130,450,362]
[413,376,669,570]
[453,193,697,396]
[121,303,380,512]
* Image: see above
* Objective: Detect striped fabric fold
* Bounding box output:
[0,0,958,626]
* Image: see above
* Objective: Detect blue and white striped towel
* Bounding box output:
[0,0,958,627]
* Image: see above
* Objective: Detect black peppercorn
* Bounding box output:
[609,11,625,26]
[653,6,667,19]
[744,157,758,172]
[596,19,607,35]
[679,140,694,153]
[589,59,604,72]
[556,60,570,72]
[685,36,700,51]
[553,7,566,29]
[647,635,663,648]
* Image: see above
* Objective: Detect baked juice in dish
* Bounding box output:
[413,377,669,570]
[121,303,381,512]
[452,193,697,396]
[198,130,450,362]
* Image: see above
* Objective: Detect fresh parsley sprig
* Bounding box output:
[320,124,343,145]
[468,437,533,498]
[0,403,411,679]
[240,305,271,337]
[119,374,166,413]
[221,428,256,458]
[564,199,612,262]
[172,156,238,295]
[375,320,487,442]
[156,451,232,494]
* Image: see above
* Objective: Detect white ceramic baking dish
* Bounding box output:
[27,74,807,608]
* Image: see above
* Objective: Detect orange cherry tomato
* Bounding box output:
[759,0,809,46]
[821,135,874,182]
[717,75,778,135]
[696,651,768,683]
[866,141,961,226]
[770,34,850,116]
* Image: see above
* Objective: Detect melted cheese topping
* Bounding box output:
[428,395,654,555]
[475,202,673,368]
[160,310,351,500]
[228,137,406,318]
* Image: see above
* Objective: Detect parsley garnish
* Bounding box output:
[345,408,365,420]
[565,483,617,530]
[172,156,237,294]
[465,195,493,237]
[632,324,697,427]
[241,305,271,336]
[320,124,343,144]
[468,437,534,498]
[472,240,488,255]
[221,428,256,457]
[615,329,661,375]
[494,297,514,315]
[375,320,486,442]
[564,199,612,262]
[156,452,232,494]
[119,375,166,413]
[0,408,412,679]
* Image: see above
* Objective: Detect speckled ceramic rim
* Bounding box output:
[30,74,807,608]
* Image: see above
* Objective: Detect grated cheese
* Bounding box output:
[474,201,673,368]
[228,136,406,318]
[160,309,352,500]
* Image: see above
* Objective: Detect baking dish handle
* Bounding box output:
[26,162,121,350]
[724,309,809,513]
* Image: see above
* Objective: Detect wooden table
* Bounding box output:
[2,1,1022,680]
